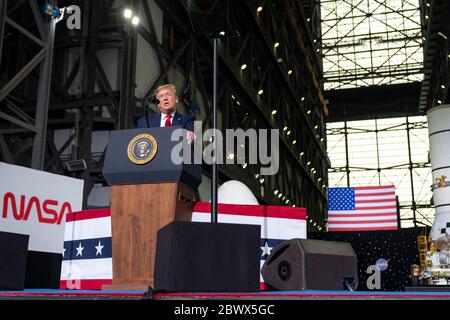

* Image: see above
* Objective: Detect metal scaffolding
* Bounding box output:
[321,0,424,90]
[0,0,329,231]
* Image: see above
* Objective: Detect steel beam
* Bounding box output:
[31,19,56,170]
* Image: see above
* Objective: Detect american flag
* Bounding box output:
[327,185,399,232]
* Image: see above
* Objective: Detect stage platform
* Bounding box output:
[2,289,450,300]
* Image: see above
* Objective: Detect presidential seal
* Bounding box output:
[127,133,158,164]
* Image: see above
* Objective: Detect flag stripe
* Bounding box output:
[329,222,398,228]
[356,199,396,204]
[352,205,397,210]
[355,192,396,199]
[327,219,398,224]
[61,258,113,280]
[193,202,306,220]
[329,208,397,214]
[354,185,395,191]
[192,212,306,240]
[327,213,398,218]
[59,279,112,290]
[63,237,111,260]
[328,226,398,231]
[64,217,111,241]
[66,208,111,222]
[328,215,397,222]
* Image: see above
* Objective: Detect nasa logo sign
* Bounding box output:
[0,163,83,254]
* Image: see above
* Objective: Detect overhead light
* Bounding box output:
[219,31,226,36]
[274,190,279,195]
[123,8,140,26]
[241,64,247,70]
[292,140,297,145]
[123,9,132,19]
[231,94,236,100]
[307,161,311,166]
[66,159,86,172]
[131,16,140,26]
[438,99,442,104]
[287,130,291,136]
[288,69,293,75]
[256,6,263,12]
[307,18,311,22]
[283,126,288,131]
[271,110,277,115]
[258,89,264,95]
[441,85,446,90]
[301,96,305,101]
[307,110,311,114]
[300,152,305,157]
[254,174,260,179]
[274,42,280,48]
[242,163,248,169]
[314,125,319,129]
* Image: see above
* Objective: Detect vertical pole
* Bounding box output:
[406,115,417,227]
[211,37,219,223]
[0,0,7,67]
[344,119,350,186]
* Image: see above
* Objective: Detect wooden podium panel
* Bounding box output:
[105,182,193,290]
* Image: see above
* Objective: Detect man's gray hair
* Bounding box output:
[155,83,177,96]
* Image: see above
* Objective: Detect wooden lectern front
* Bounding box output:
[102,127,201,290]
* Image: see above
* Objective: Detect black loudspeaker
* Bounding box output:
[261,239,358,291]
[25,251,62,289]
[154,221,261,292]
[0,231,29,290]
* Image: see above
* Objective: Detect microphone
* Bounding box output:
[149,94,160,105]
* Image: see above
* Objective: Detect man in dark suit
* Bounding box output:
[137,83,195,143]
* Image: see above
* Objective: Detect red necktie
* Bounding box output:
[164,113,172,127]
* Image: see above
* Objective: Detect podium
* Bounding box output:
[102,126,201,290]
